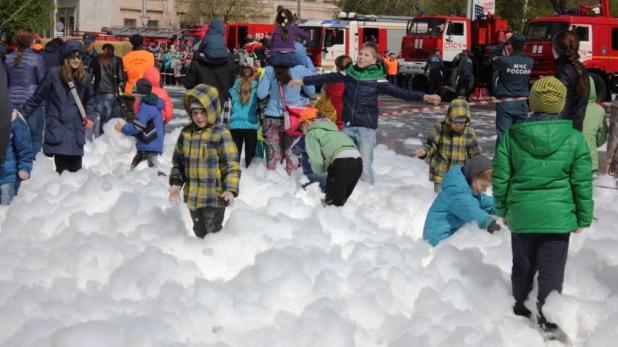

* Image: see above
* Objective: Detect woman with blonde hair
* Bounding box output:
[22,41,95,173]
[229,66,259,167]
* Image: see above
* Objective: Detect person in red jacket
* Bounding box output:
[326,55,352,131]
[133,66,173,124]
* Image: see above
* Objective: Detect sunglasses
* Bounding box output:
[68,53,83,61]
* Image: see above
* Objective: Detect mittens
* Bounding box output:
[487,221,502,234]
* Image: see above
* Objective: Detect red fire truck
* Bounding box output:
[299,13,411,73]
[524,0,616,101]
[181,23,275,50]
[399,2,508,96]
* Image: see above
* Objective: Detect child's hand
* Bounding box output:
[606,163,615,176]
[220,191,235,205]
[502,218,507,225]
[415,148,427,158]
[288,79,303,88]
[84,118,94,129]
[18,171,29,180]
[423,94,441,105]
[114,122,124,133]
[169,185,182,204]
[575,228,583,233]
[487,220,501,234]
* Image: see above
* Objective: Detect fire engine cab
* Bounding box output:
[524,0,616,101]
[181,23,275,50]
[400,0,508,94]
[299,12,411,73]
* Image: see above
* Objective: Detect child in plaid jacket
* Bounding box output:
[169,84,241,238]
[416,99,482,192]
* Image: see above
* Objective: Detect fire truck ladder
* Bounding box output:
[103,26,185,38]
[353,14,413,22]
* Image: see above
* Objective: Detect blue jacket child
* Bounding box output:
[0,109,33,205]
[117,79,165,168]
[198,18,228,60]
[423,155,500,246]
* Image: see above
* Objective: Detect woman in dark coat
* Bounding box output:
[22,40,95,174]
[552,30,590,132]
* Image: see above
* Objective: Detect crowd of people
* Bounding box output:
[0,8,617,340]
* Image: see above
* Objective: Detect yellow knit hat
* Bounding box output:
[529,77,567,114]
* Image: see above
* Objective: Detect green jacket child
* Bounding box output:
[299,108,362,207]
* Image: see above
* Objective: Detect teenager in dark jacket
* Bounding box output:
[553,30,590,132]
[40,38,64,70]
[90,44,126,134]
[21,40,95,174]
[5,29,46,155]
[290,42,441,185]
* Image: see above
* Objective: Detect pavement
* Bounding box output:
[164,85,608,161]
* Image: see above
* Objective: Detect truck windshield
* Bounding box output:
[524,22,569,41]
[407,19,446,36]
[300,27,322,48]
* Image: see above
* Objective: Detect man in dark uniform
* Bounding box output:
[82,33,100,71]
[425,48,444,95]
[455,50,474,101]
[492,33,533,148]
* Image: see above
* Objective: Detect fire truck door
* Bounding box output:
[443,21,468,63]
[570,24,593,63]
[322,28,345,68]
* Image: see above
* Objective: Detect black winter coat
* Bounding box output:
[554,55,589,132]
[184,57,239,107]
[90,55,126,94]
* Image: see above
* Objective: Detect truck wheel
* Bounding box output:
[590,73,608,102]
[449,69,475,98]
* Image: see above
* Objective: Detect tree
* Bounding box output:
[0,0,53,36]
[176,0,270,24]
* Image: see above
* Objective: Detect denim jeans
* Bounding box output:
[14,104,44,156]
[0,183,15,205]
[95,93,117,135]
[343,126,376,184]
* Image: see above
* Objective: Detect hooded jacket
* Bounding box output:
[40,39,64,70]
[133,67,173,124]
[304,120,358,175]
[229,79,259,130]
[554,55,590,131]
[170,84,240,209]
[582,76,608,171]
[122,94,165,153]
[423,165,496,246]
[22,66,94,156]
[5,48,46,106]
[492,117,593,233]
[199,18,228,59]
[419,99,482,184]
[0,111,33,185]
[302,63,425,129]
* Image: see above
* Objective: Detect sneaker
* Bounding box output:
[540,322,559,340]
[513,306,532,319]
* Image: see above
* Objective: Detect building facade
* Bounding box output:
[54,0,339,35]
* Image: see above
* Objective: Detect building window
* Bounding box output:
[148,20,159,28]
[124,18,137,26]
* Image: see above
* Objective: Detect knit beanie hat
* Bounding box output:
[463,155,492,184]
[134,78,152,96]
[529,77,567,114]
[189,98,204,110]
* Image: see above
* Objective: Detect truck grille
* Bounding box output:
[408,51,429,60]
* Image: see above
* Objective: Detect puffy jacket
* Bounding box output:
[184,57,238,109]
[423,165,496,246]
[0,60,10,165]
[582,76,608,171]
[122,94,165,153]
[302,64,425,129]
[199,18,228,59]
[256,65,315,117]
[5,48,46,106]
[22,67,95,156]
[123,49,156,94]
[554,55,590,131]
[0,112,33,185]
[419,99,482,184]
[229,79,259,130]
[133,67,173,124]
[40,39,63,70]
[90,55,126,94]
[492,116,594,233]
[305,120,358,175]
